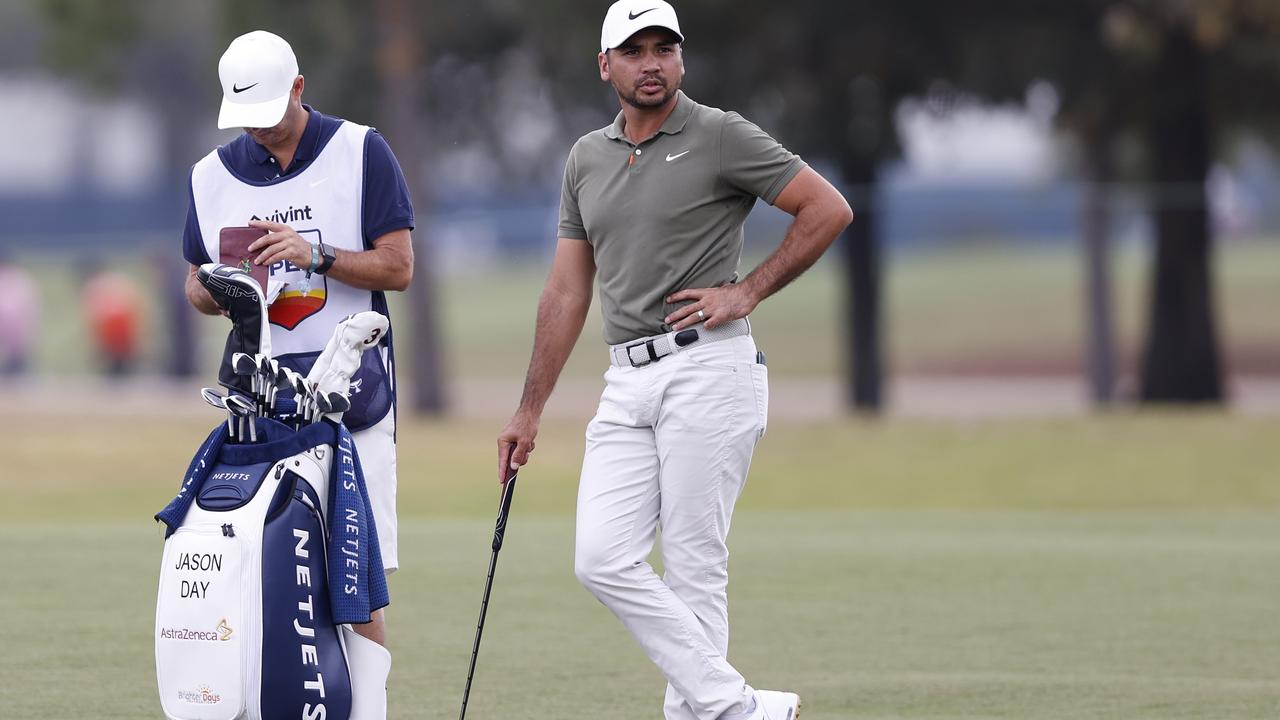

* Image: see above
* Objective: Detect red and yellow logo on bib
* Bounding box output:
[270,283,327,330]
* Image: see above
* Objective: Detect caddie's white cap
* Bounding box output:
[216,30,299,129]
[600,0,684,53]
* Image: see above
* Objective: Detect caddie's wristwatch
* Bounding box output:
[315,240,337,275]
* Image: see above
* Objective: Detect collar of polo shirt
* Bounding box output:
[245,104,323,168]
[605,90,695,143]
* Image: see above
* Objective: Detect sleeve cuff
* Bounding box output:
[367,218,415,243]
[762,158,808,206]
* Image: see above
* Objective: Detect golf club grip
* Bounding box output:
[492,473,517,552]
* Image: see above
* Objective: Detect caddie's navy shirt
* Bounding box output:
[183,105,415,266]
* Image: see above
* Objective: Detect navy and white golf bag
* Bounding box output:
[155,271,392,720]
[154,419,387,720]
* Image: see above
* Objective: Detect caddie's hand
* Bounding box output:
[665,284,759,331]
[248,220,313,270]
[497,412,539,483]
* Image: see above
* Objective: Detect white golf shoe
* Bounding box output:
[748,689,801,720]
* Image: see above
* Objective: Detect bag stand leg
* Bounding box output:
[342,625,392,720]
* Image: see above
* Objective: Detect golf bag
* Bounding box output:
[156,266,391,720]
[154,419,386,720]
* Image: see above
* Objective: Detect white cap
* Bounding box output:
[600,0,683,53]
[216,31,299,129]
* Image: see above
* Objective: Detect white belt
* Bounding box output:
[608,317,751,368]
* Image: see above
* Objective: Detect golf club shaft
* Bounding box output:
[459,545,501,720]
[459,471,518,720]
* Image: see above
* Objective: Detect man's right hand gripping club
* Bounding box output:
[497,412,538,484]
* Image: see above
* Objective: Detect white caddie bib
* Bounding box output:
[191,121,373,358]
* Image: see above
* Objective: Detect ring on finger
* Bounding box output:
[696,309,706,321]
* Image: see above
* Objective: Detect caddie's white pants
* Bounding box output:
[353,408,398,573]
[575,334,769,720]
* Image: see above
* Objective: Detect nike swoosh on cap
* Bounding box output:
[232,82,259,94]
[629,8,658,20]
[666,150,691,162]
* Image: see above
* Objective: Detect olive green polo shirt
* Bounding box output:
[558,91,807,345]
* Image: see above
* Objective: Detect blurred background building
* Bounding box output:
[0,0,1276,416]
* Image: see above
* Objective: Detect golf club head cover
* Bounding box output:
[308,312,389,421]
[197,263,272,394]
[342,626,391,720]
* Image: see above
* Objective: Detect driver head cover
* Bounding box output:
[198,263,272,392]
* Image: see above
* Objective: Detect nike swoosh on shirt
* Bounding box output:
[665,150,691,162]
[232,82,258,94]
[629,8,658,20]
[309,177,330,188]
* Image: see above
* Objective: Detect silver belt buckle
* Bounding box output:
[624,339,659,368]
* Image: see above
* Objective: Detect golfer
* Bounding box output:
[497,2,853,718]
[181,30,412,720]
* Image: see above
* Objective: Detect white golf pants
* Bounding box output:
[575,333,769,720]
[353,408,398,573]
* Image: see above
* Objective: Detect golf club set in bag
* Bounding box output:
[153,263,392,720]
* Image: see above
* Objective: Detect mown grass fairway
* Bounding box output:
[3,412,1279,719]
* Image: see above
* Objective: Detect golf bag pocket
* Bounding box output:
[156,524,248,720]
[259,476,352,720]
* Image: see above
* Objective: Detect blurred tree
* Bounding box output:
[1008,0,1226,404]
[1133,11,1222,403]
[676,0,960,413]
[896,3,1133,406]
[1102,0,1280,404]
[35,0,216,378]
[375,0,448,415]
[953,0,1280,404]
[37,0,138,88]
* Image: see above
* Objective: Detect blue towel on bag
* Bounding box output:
[154,423,228,536]
[155,419,388,624]
[327,425,390,622]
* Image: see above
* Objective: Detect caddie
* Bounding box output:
[181,30,412,719]
[497,2,853,718]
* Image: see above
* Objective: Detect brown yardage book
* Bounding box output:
[218,226,270,291]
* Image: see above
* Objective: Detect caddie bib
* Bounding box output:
[191,122,393,430]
